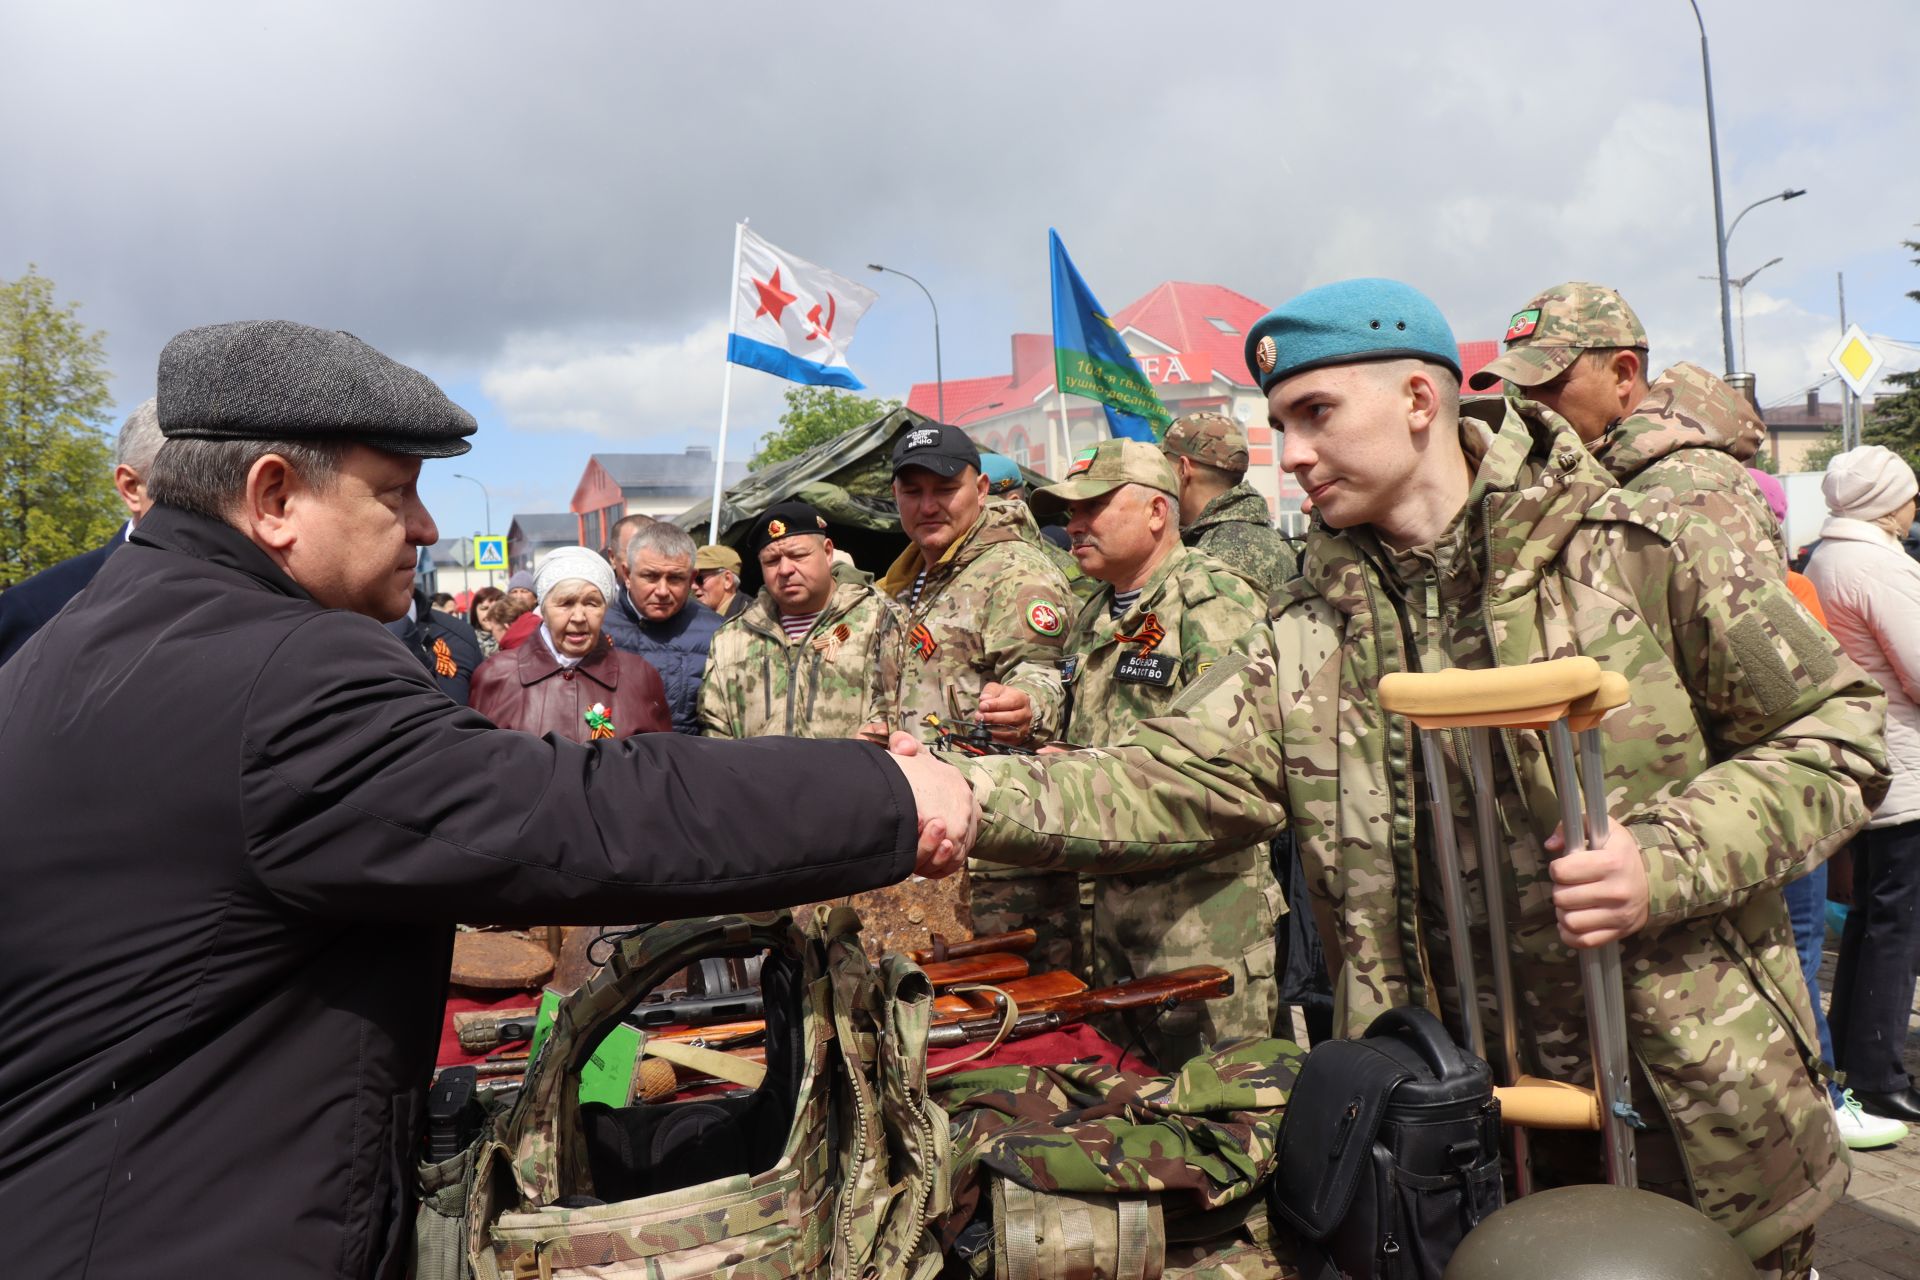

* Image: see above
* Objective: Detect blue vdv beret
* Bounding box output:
[1243,278,1461,395]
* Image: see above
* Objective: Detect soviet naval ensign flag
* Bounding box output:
[726,226,877,390]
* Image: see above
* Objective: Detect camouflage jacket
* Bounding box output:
[1182,483,1300,601]
[879,499,1071,743]
[1062,545,1265,749]
[1579,361,1785,564]
[958,399,1888,1257]
[697,580,902,740]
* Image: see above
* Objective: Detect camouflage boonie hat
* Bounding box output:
[1161,412,1250,472]
[1468,282,1648,390]
[1031,440,1177,519]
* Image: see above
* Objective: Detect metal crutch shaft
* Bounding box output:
[1546,716,1638,1189]
[1414,727,1488,1063]
[1467,726,1532,1197]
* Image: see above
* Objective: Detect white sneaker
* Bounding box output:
[1836,1089,1909,1149]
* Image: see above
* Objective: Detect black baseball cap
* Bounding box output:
[890,422,980,479]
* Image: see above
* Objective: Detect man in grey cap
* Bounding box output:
[0,320,973,1280]
[1160,411,1299,601]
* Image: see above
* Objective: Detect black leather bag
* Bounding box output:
[1270,1006,1504,1280]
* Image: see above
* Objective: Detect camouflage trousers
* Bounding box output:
[968,861,1091,980]
[1091,843,1284,1070]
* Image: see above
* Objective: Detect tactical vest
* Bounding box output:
[413,908,946,1279]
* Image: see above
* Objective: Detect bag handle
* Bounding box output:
[1365,1006,1481,1084]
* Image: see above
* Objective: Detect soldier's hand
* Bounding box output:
[976,682,1034,744]
[852,720,890,745]
[1545,820,1650,948]
[886,731,977,876]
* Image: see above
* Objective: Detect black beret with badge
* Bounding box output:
[747,500,830,557]
[156,319,477,458]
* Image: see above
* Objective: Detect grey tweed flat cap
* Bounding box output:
[157,320,477,458]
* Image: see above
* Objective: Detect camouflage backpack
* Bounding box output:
[418,908,947,1280]
[933,1038,1306,1280]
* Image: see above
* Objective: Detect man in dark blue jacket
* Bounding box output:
[604,520,722,734]
[0,398,164,666]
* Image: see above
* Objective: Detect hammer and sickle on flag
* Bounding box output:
[727,226,877,390]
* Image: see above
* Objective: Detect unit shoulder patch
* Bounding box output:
[1026,601,1064,636]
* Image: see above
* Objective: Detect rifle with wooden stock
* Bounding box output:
[456,966,1236,1096]
[455,951,1036,1052]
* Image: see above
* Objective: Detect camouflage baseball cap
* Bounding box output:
[1161,412,1249,472]
[1467,282,1648,390]
[1031,440,1177,519]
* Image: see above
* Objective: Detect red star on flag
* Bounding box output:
[753,268,798,322]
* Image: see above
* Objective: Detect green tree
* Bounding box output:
[1801,427,1844,474]
[1861,234,1920,473]
[749,387,899,470]
[1,267,118,588]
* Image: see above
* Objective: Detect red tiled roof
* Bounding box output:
[907,280,1497,418]
[1110,281,1271,386]
[1457,340,1500,390]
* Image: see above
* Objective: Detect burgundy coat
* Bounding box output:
[469,631,671,740]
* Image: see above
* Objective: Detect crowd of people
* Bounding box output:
[0,278,1916,1279]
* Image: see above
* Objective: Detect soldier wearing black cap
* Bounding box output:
[698,501,905,740]
[0,321,974,1279]
[874,421,1076,968]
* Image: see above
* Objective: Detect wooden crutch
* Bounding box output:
[1378,658,1639,1191]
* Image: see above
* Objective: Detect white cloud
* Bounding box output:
[479,320,785,440]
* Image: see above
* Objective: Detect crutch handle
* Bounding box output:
[1568,671,1630,732]
[1495,1077,1602,1130]
[1378,657,1601,729]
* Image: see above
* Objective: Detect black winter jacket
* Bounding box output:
[0,506,917,1279]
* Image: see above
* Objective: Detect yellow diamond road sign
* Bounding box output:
[1828,323,1886,398]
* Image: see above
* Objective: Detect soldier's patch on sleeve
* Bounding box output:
[1026,601,1064,636]
[1505,308,1541,341]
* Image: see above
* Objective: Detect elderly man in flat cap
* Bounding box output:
[0,321,973,1280]
[916,279,1886,1277]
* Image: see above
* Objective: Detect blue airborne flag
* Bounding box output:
[1049,229,1171,442]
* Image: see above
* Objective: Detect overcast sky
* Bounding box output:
[5,1,1918,539]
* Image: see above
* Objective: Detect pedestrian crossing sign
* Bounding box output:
[473,536,507,570]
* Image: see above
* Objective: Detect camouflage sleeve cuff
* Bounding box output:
[956,756,1062,870]
[1630,818,1693,927]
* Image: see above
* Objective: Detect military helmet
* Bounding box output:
[1443,1185,1756,1280]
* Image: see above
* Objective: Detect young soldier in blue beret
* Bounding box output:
[922,278,1886,1279]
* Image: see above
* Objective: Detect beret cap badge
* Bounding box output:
[1255,335,1278,375]
[766,519,787,538]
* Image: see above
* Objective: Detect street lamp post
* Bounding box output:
[451,472,496,588]
[952,400,1005,424]
[1687,0,1737,377]
[1697,256,1783,373]
[868,262,944,421]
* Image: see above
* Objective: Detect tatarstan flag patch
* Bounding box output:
[1505,308,1541,342]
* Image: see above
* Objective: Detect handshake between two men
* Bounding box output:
[885,731,979,880]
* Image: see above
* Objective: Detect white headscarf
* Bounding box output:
[1823,446,1919,521]
[534,546,617,607]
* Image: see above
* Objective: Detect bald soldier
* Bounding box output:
[924,279,1886,1278]
[1469,281,1781,567]
[1033,439,1278,1066]
[1161,411,1300,599]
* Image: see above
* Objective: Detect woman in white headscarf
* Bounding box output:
[469,546,671,742]
[1803,445,1920,1127]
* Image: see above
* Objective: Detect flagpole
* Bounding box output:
[1051,388,1073,478]
[708,218,748,541]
